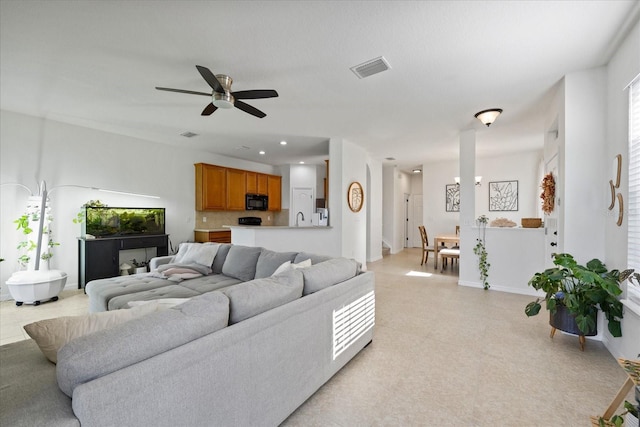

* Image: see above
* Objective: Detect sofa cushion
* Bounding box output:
[221,245,263,282]
[222,269,303,324]
[107,284,201,310]
[212,244,232,274]
[56,291,230,397]
[254,249,298,279]
[293,252,333,265]
[173,242,219,267]
[23,302,160,364]
[301,258,359,295]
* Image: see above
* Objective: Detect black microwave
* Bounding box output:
[246,194,268,211]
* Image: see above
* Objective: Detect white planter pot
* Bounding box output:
[6,270,67,306]
[134,267,147,274]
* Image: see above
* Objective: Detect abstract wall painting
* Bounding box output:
[445,184,460,212]
[489,180,518,211]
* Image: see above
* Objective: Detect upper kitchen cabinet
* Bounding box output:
[226,168,246,210]
[267,175,282,211]
[246,172,269,195]
[195,163,226,210]
[196,163,281,211]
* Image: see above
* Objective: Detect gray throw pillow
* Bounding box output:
[301,258,359,295]
[221,245,262,281]
[254,249,298,279]
[212,244,232,273]
[222,269,303,324]
[56,291,230,397]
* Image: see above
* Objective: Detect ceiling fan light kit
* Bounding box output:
[156,65,278,118]
[474,108,503,127]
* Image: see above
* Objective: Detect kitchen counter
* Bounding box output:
[194,228,229,232]
[225,225,337,256]
[224,225,332,230]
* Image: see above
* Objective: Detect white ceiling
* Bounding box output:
[1,1,638,172]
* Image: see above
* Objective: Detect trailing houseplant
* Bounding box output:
[473,214,490,289]
[524,253,625,337]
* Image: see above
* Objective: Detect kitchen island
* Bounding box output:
[226,225,336,256]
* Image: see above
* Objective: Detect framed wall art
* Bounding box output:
[445,184,460,212]
[489,180,519,211]
[347,181,363,212]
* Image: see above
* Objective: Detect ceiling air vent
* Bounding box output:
[350,56,391,79]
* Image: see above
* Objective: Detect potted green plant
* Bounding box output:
[524,253,625,341]
[473,215,490,290]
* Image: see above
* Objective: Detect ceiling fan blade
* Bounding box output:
[234,100,266,118]
[201,103,218,116]
[156,87,211,96]
[196,65,224,93]
[232,89,279,100]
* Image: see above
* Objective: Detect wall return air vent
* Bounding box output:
[350,56,391,79]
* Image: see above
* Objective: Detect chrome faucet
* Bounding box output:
[296,211,305,226]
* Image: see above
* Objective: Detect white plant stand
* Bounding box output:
[6,270,67,306]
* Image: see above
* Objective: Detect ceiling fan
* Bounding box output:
[155,65,278,118]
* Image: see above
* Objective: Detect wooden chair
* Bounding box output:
[439,248,460,272]
[418,226,434,266]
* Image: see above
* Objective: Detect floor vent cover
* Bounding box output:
[333,290,375,360]
[350,56,391,79]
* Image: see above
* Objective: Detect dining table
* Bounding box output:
[433,234,460,269]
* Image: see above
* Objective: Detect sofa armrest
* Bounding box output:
[149,255,175,271]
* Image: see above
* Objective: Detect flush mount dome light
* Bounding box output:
[474,108,503,127]
[211,74,234,109]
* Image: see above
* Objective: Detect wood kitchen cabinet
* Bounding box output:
[246,172,257,194]
[226,168,246,210]
[257,173,268,195]
[195,163,281,211]
[194,230,231,243]
[267,175,281,211]
[195,163,226,210]
[246,172,268,195]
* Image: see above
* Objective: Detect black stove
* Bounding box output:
[238,216,262,226]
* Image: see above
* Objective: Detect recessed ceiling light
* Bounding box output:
[412,169,421,174]
[299,161,305,164]
[385,157,396,161]
[280,140,287,145]
[259,151,265,155]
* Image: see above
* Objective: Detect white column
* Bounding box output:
[459,130,477,285]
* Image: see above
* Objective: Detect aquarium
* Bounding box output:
[83,207,165,238]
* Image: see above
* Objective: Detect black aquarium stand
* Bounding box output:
[77,234,168,288]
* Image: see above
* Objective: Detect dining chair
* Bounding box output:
[439,248,460,272]
[418,225,434,266]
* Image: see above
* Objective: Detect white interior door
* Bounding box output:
[291,187,314,226]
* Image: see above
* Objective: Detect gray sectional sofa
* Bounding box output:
[1,244,375,427]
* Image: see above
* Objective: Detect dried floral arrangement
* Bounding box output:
[541,173,555,214]
[489,218,516,227]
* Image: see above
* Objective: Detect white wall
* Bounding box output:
[366,159,383,263]
[562,67,607,262]
[421,150,542,240]
[603,18,640,360]
[0,110,272,298]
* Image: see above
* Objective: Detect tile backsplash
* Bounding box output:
[195,210,289,229]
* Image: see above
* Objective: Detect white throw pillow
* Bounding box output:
[23,302,160,364]
[272,258,312,276]
[174,242,219,267]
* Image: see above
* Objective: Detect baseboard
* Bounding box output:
[458,280,543,297]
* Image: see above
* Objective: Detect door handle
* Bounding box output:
[550,242,557,247]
